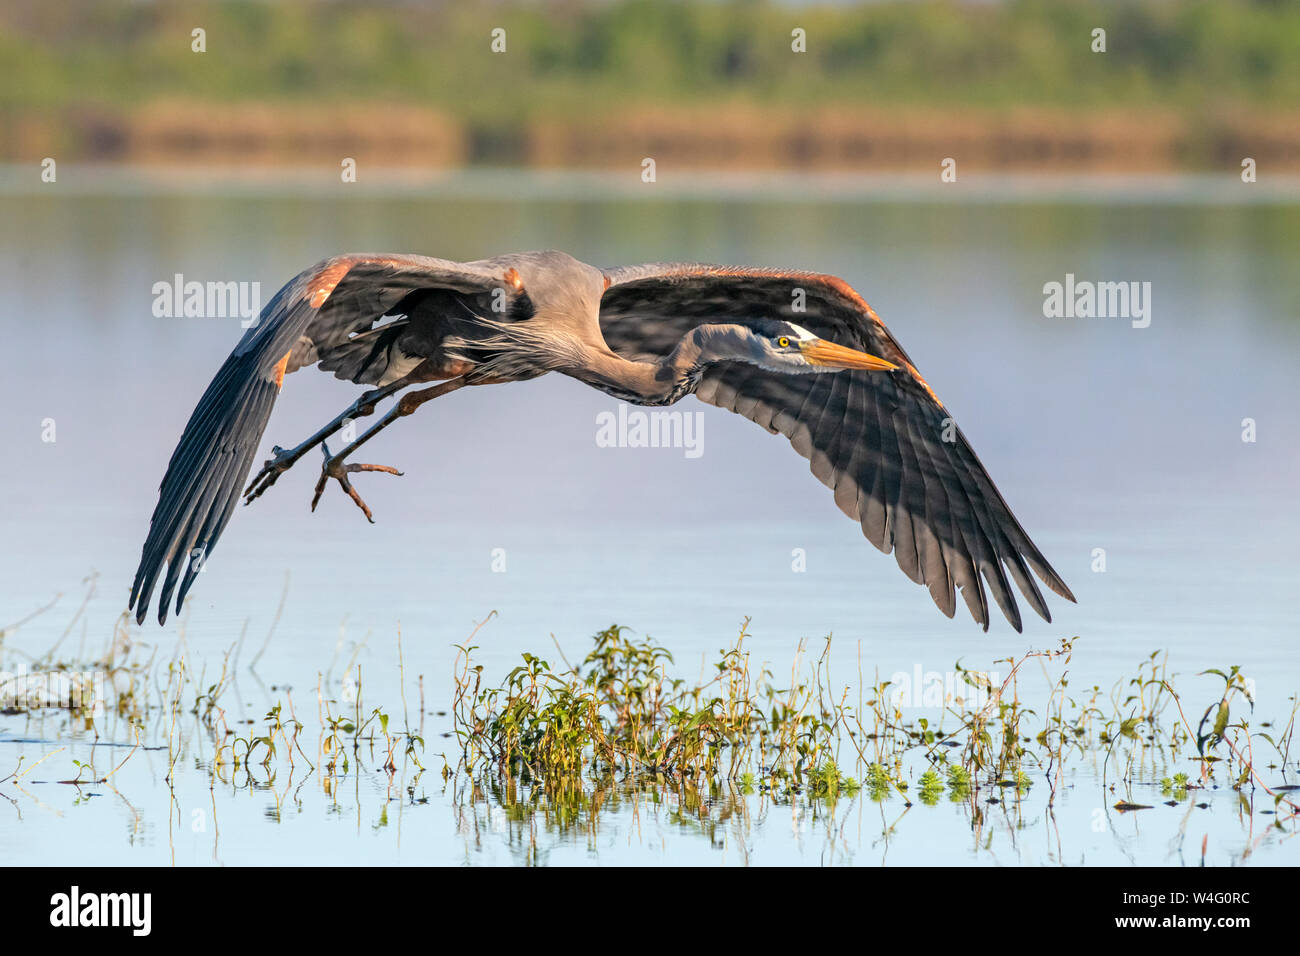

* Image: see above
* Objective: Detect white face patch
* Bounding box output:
[786,323,818,343]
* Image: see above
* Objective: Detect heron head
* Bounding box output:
[731,321,898,374]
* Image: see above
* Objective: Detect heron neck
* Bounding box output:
[574,327,709,406]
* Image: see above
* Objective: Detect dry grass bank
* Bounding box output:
[4,101,1299,172]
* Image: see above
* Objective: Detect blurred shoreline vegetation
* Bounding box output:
[2,0,1298,170]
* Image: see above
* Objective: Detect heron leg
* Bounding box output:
[243,379,409,506]
[311,376,471,522]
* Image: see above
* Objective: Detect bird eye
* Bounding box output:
[777,337,790,348]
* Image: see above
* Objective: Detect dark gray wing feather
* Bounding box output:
[130,254,506,624]
[599,263,1075,632]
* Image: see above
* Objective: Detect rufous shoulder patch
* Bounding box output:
[271,350,291,390]
[308,260,353,309]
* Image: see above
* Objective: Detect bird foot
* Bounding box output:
[310,441,403,523]
[242,388,396,508]
[243,445,299,505]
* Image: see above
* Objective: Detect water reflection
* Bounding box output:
[2,175,1298,865]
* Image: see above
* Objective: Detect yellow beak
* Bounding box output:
[799,339,898,372]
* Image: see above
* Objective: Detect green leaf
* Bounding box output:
[1212,702,1229,740]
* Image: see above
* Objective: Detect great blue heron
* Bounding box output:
[130,250,1075,631]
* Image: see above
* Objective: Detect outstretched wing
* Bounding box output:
[598,263,1075,632]
[130,253,511,625]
